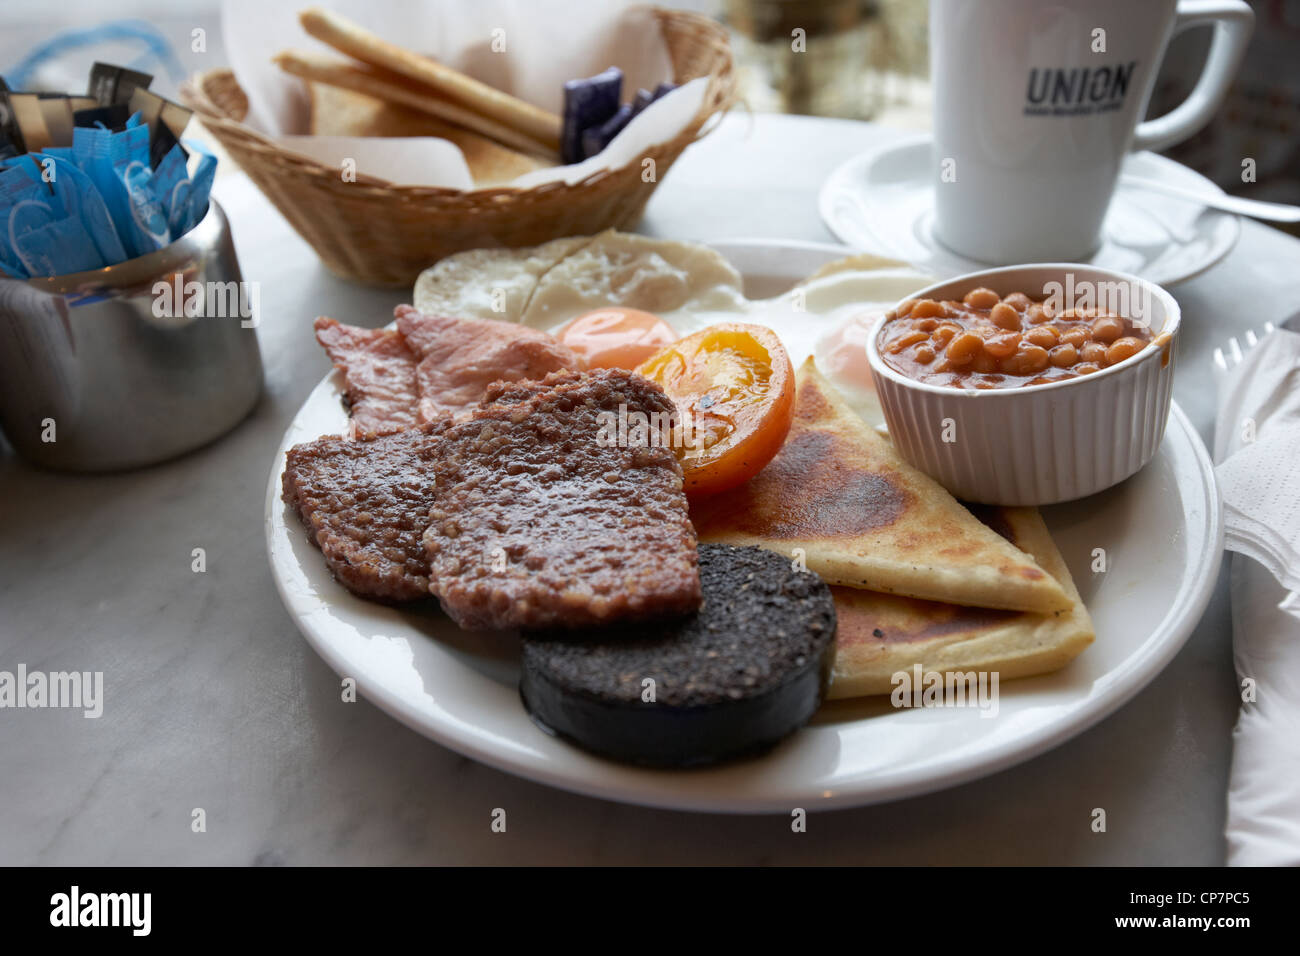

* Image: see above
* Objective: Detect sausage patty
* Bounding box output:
[282,369,701,626]
[423,368,701,631]
[281,421,449,602]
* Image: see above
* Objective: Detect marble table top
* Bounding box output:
[4,113,1298,864]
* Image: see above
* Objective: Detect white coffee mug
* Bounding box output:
[930,0,1254,264]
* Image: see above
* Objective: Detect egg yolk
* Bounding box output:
[557,308,678,370]
[819,310,881,392]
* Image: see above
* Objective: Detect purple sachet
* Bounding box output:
[561,66,623,164]
[581,103,633,160]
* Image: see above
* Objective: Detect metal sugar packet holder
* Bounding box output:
[0,199,263,471]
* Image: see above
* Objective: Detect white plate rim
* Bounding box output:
[264,240,1224,814]
[817,133,1241,287]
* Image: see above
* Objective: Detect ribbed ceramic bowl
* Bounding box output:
[867,263,1180,506]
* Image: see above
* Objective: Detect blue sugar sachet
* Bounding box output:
[561,66,622,164]
[10,214,105,276]
[188,140,218,211]
[149,143,188,225]
[120,163,171,251]
[3,153,49,186]
[73,121,167,257]
[0,162,46,206]
[40,146,74,164]
[0,163,103,277]
[0,164,43,277]
[42,153,127,265]
[0,76,217,277]
[73,124,137,255]
[110,120,170,252]
[170,139,216,236]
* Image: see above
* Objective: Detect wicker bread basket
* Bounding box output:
[181,8,735,286]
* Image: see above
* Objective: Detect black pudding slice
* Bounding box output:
[519,543,837,768]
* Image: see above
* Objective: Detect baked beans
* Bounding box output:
[881,288,1156,389]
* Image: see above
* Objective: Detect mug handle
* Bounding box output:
[1131,0,1254,153]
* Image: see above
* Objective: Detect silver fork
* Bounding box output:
[1212,322,1281,459]
[1213,323,1278,377]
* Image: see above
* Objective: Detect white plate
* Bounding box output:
[819,135,1240,287]
[265,240,1223,814]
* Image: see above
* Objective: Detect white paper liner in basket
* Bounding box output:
[221,0,703,188]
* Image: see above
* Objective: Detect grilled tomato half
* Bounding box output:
[636,323,795,497]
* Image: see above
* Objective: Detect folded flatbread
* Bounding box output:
[690,358,1073,614]
[305,81,546,185]
[827,505,1095,699]
[275,49,556,159]
[297,7,561,152]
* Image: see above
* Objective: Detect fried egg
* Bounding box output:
[412,230,934,428]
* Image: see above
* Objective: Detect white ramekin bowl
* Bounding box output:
[867,263,1180,506]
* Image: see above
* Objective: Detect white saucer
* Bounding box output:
[819,135,1240,286]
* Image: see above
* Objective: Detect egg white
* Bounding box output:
[526,264,934,429]
[412,234,934,429]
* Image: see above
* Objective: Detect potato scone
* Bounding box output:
[691,358,1072,614]
[828,506,1094,699]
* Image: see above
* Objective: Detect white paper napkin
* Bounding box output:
[275,134,478,189]
[1214,329,1300,591]
[1215,327,1300,866]
[1224,553,1300,865]
[219,0,703,188]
